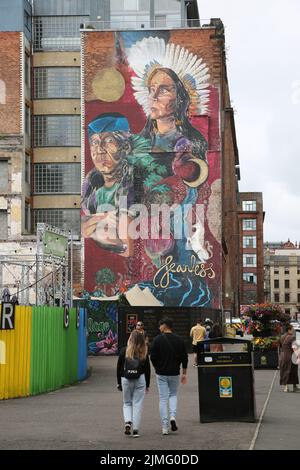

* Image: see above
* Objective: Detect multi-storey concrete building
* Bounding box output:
[238,192,265,306]
[0,0,241,313]
[264,240,300,319]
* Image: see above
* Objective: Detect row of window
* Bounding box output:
[0,208,81,238]
[34,115,81,147]
[274,293,300,304]
[33,16,87,52]
[110,0,181,11]
[243,273,257,284]
[34,163,81,194]
[242,200,257,212]
[242,219,256,230]
[33,209,80,236]
[243,236,256,248]
[274,279,300,289]
[243,254,257,267]
[274,268,300,275]
[34,68,80,99]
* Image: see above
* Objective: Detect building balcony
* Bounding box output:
[80,18,211,31]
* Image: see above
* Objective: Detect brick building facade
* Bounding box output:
[238,192,265,306]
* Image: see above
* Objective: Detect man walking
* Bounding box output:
[150,317,188,435]
[190,319,206,366]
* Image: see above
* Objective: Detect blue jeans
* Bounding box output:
[121,374,146,430]
[156,375,180,429]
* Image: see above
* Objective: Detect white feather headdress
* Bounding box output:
[127,36,210,116]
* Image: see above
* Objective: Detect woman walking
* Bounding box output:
[279,324,299,392]
[117,330,150,437]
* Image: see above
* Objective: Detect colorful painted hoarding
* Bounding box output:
[0,305,87,400]
[82,30,221,307]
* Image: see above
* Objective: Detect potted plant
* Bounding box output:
[241,303,290,369]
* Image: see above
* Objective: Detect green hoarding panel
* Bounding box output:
[30,307,79,395]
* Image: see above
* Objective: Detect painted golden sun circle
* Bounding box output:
[92,68,125,102]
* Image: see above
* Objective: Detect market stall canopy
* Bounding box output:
[142,287,163,306]
[125,285,163,306]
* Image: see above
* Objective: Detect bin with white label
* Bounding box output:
[196,337,256,423]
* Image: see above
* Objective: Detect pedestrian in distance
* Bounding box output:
[208,323,223,352]
[150,317,188,435]
[190,319,206,365]
[135,320,149,346]
[117,330,150,437]
[279,324,299,392]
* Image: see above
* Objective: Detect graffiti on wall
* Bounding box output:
[81,300,118,356]
[82,30,221,307]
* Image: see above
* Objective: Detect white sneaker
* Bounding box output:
[283,385,288,392]
[162,428,169,435]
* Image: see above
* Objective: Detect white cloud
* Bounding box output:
[199,0,300,241]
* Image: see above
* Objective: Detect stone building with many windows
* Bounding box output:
[264,240,300,319]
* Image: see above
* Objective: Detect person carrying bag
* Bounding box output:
[117,330,150,437]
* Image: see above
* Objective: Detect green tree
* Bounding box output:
[95,268,116,288]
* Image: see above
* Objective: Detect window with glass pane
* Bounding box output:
[274,279,279,289]
[155,0,181,12]
[34,163,81,194]
[243,254,257,267]
[285,293,290,303]
[242,200,256,211]
[33,16,88,51]
[243,236,257,248]
[33,208,80,237]
[25,106,30,136]
[155,15,167,27]
[25,203,30,232]
[0,160,8,193]
[274,293,280,303]
[34,115,80,147]
[25,155,31,184]
[243,273,257,284]
[242,219,256,230]
[34,68,80,99]
[0,211,8,239]
[25,54,30,87]
[298,294,300,303]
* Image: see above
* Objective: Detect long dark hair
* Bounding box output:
[140,67,208,159]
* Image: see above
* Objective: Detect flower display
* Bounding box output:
[252,337,280,351]
[241,303,290,350]
[241,303,290,323]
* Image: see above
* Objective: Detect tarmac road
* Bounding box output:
[0,355,277,451]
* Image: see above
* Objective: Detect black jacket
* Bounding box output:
[117,347,151,388]
[150,333,188,376]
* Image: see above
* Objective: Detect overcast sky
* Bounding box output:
[198,0,300,243]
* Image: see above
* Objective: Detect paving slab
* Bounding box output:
[0,355,275,450]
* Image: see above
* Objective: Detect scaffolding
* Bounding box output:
[0,224,73,306]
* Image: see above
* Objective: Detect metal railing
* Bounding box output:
[80,18,213,31]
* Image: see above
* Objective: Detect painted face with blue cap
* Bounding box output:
[88,113,131,176]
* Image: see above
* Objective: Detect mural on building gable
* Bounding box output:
[82,30,221,307]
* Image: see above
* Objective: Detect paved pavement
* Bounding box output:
[0,355,285,451]
[254,370,300,450]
